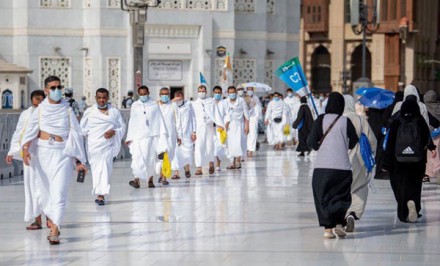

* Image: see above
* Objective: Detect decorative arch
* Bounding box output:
[311,45,331,93]
[2,89,13,109]
[350,44,372,89]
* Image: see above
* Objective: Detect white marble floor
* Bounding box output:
[1,144,440,266]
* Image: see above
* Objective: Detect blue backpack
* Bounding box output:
[358,117,375,173]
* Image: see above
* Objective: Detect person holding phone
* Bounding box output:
[80,88,126,205]
[21,76,87,245]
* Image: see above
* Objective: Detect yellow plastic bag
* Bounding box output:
[283,124,291,136]
[161,152,172,178]
[217,128,227,144]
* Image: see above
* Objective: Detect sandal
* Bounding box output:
[48,234,60,245]
[209,166,215,174]
[26,222,42,230]
[171,175,180,180]
[162,180,169,185]
[423,175,430,183]
[185,171,191,178]
[148,180,155,188]
[236,163,242,169]
[129,179,140,189]
[226,165,237,170]
[194,169,203,175]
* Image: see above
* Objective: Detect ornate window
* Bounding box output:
[83,0,91,8]
[40,57,71,89]
[39,0,70,8]
[215,59,225,86]
[267,0,274,14]
[216,0,227,10]
[234,0,254,12]
[107,58,121,108]
[233,59,256,85]
[264,60,274,88]
[107,0,120,8]
[83,57,92,105]
[186,0,212,10]
[157,0,182,9]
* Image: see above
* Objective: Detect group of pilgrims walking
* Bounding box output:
[5,74,438,244]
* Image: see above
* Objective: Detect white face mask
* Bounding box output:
[247,90,254,96]
[198,92,206,99]
[319,96,325,101]
[175,100,183,106]
[237,90,244,96]
[287,92,293,98]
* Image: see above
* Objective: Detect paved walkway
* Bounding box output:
[1,144,440,265]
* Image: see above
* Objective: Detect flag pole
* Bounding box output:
[307,89,319,117]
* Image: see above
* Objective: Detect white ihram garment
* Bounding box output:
[21,99,86,227]
[246,95,262,152]
[224,97,250,157]
[192,98,224,167]
[126,99,168,180]
[214,99,227,158]
[265,100,288,145]
[172,100,196,170]
[8,106,42,222]
[80,104,126,196]
[159,101,181,161]
[284,96,301,142]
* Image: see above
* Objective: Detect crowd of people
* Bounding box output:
[5,74,440,244]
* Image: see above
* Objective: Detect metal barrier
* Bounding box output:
[0,109,132,179]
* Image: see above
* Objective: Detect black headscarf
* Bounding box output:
[325,92,345,115]
[300,96,307,104]
[401,97,421,118]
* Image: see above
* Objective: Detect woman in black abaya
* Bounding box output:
[308,92,359,238]
[292,96,314,156]
[383,99,436,222]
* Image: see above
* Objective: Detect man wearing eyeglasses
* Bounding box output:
[21,76,87,245]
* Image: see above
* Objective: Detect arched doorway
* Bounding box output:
[311,46,331,93]
[2,89,13,109]
[350,45,371,88]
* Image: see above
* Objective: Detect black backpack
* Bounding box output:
[395,116,424,162]
[68,98,75,107]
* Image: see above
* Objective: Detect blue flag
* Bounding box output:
[274,57,310,97]
[200,72,208,85]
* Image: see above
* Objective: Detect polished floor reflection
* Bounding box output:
[1,144,440,266]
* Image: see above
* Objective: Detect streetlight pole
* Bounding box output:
[120,0,160,91]
[351,0,380,90]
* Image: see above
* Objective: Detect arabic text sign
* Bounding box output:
[148,60,183,81]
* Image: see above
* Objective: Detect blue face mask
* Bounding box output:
[139,95,149,103]
[229,93,237,100]
[49,89,62,102]
[273,97,280,102]
[214,93,222,100]
[160,95,170,103]
[97,103,108,109]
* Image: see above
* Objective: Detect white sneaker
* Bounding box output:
[407,200,417,223]
[333,224,347,238]
[323,231,335,239]
[345,215,355,232]
[215,167,221,172]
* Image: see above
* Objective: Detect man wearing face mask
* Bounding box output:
[6,90,45,231]
[126,86,169,189]
[245,87,262,156]
[157,87,182,185]
[212,85,227,171]
[317,92,328,115]
[21,76,87,245]
[171,90,196,179]
[284,88,301,145]
[191,85,225,175]
[225,86,250,169]
[265,92,289,150]
[80,88,126,205]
